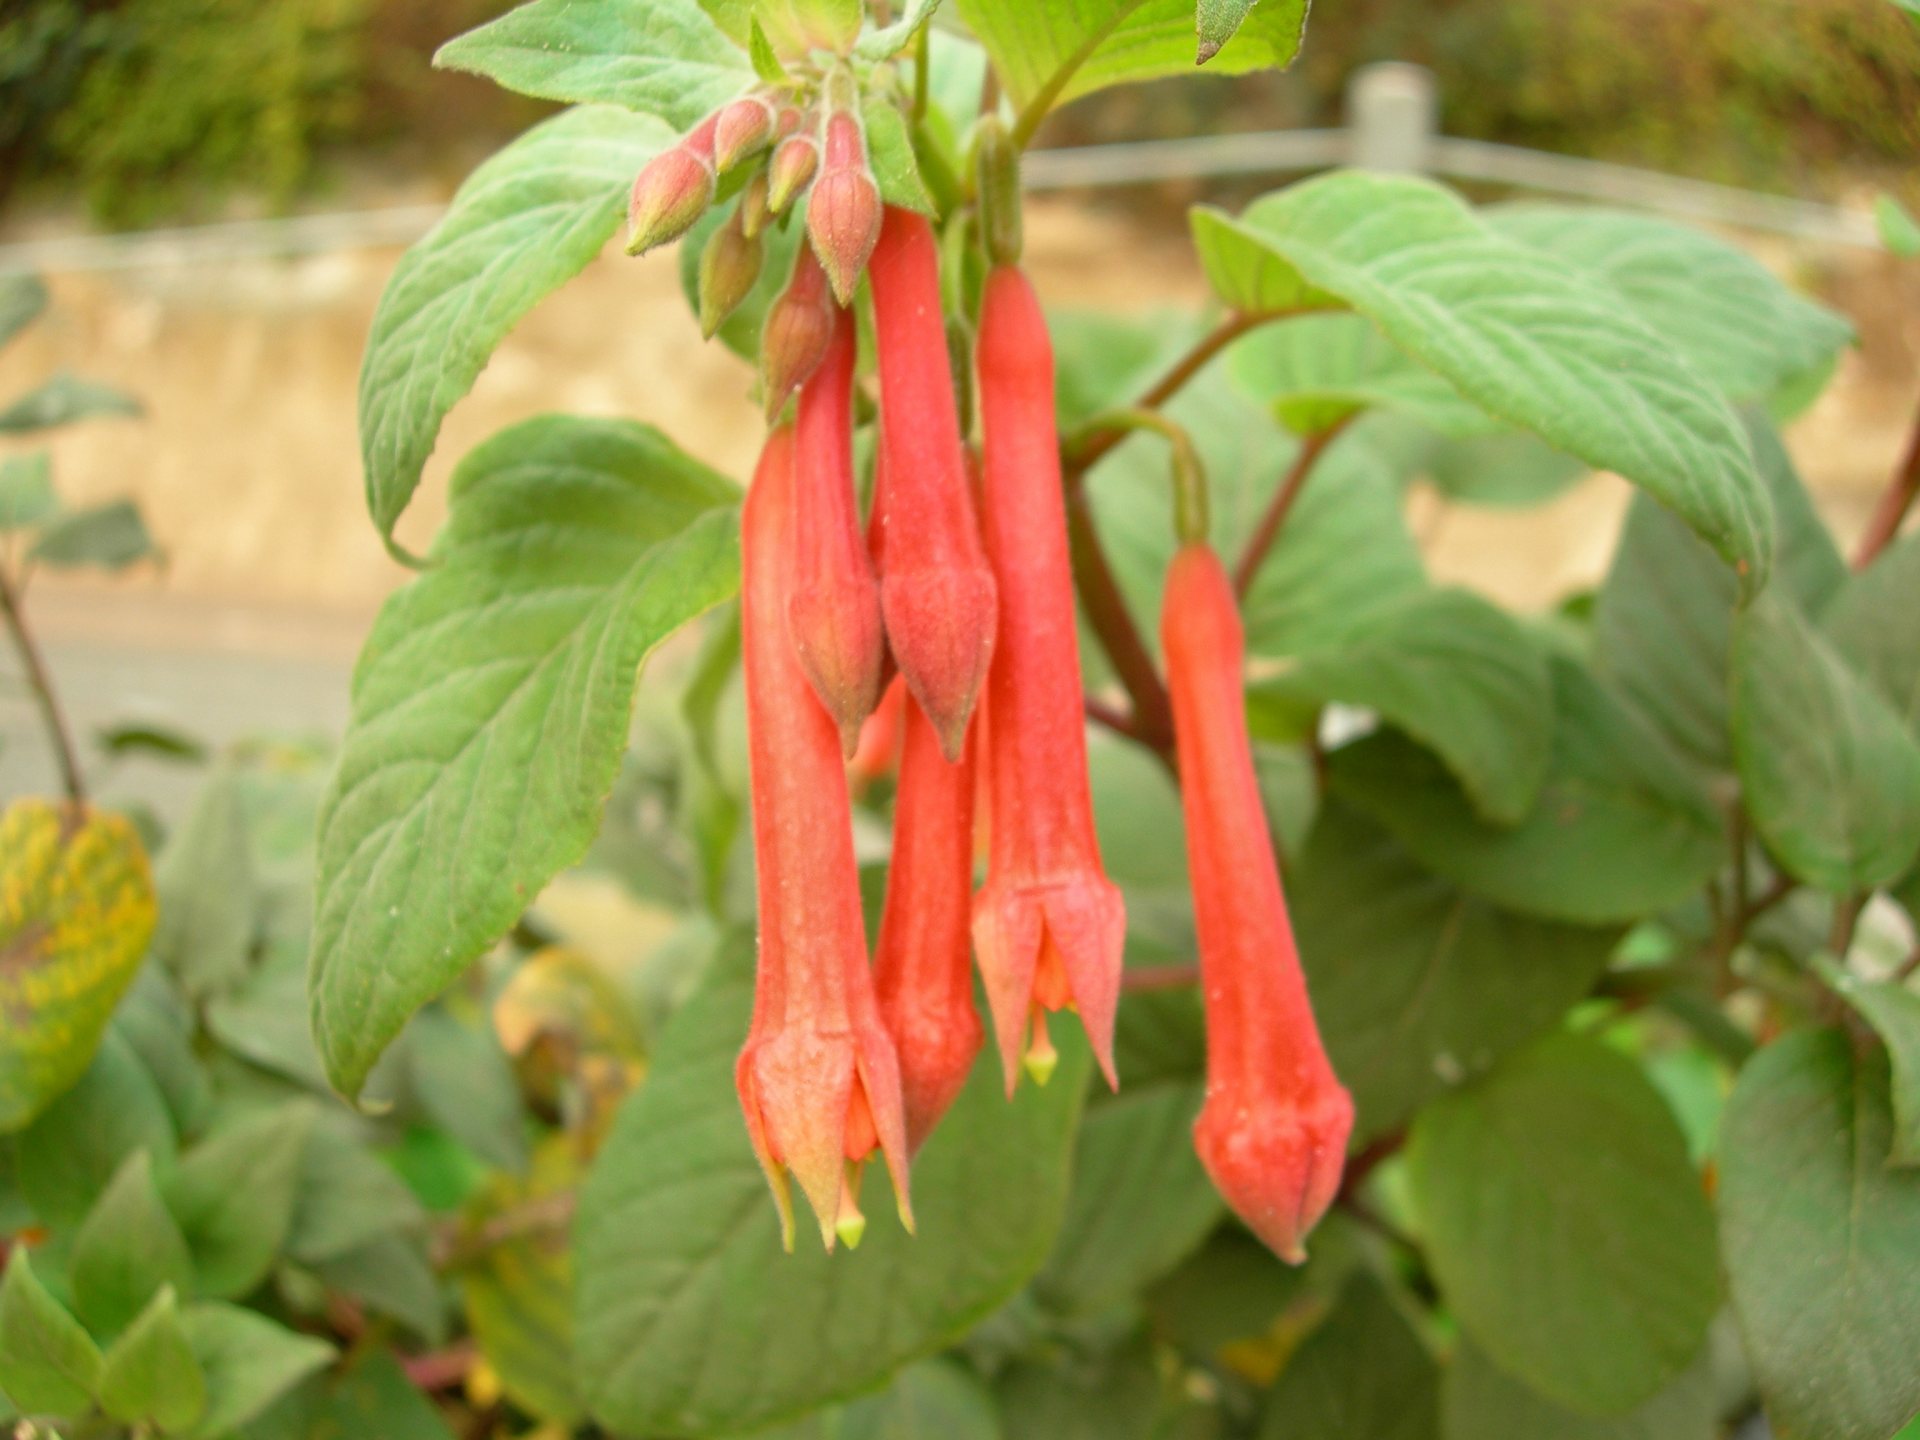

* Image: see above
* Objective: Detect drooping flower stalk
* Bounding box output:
[789,303,886,754]
[971,262,1125,1093]
[1161,540,1352,1264]
[874,703,983,1152]
[736,425,913,1253]
[868,206,997,761]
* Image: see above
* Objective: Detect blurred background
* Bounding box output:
[2,0,1918,813]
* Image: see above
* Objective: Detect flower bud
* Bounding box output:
[1162,541,1353,1264]
[759,249,835,420]
[626,115,719,256]
[738,168,773,241]
[714,94,778,173]
[875,703,983,1152]
[737,425,914,1253]
[789,304,886,754]
[868,206,998,762]
[807,111,882,304]
[767,133,821,216]
[698,208,765,339]
[971,263,1126,1094]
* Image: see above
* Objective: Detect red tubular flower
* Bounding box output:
[806,110,882,304]
[760,249,835,420]
[789,303,885,754]
[737,426,914,1253]
[874,703,983,1152]
[626,114,718,256]
[868,206,997,762]
[1162,541,1353,1264]
[849,676,907,791]
[971,263,1125,1093]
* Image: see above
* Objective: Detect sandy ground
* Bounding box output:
[1,189,1915,810]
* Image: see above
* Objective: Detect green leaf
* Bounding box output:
[1407,1032,1720,1415]
[0,373,141,433]
[28,498,156,571]
[357,106,676,553]
[114,969,213,1139]
[1731,589,1920,893]
[311,1233,447,1343]
[99,1287,207,1433]
[678,197,806,364]
[574,939,1091,1437]
[12,1026,175,1227]
[864,96,936,215]
[153,766,257,1001]
[1594,415,1846,773]
[312,1350,457,1438]
[460,1153,579,1423]
[0,1249,102,1419]
[954,0,1309,117]
[997,1337,1165,1440]
[310,415,739,1097]
[434,0,749,125]
[96,722,208,764]
[1720,1030,1920,1440]
[1260,1272,1438,1440]
[1192,175,1773,592]
[1825,534,1920,736]
[0,799,158,1133]
[1878,195,1920,259]
[164,1103,315,1299]
[179,1302,334,1440]
[856,0,943,59]
[1196,0,1260,63]
[1442,1337,1716,1440]
[1035,1081,1221,1314]
[1227,312,1496,438]
[1488,206,1854,405]
[1292,801,1620,1141]
[0,274,49,351]
[1254,588,1553,825]
[70,1151,195,1338]
[1817,965,1920,1167]
[1329,658,1723,925]
[286,1116,426,1264]
[0,451,56,531]
[405,1005,528,1173]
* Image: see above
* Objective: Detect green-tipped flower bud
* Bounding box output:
[767,132,820,216]
[627,115,719,256]
[738,168,772,241]
[699,209,765,339]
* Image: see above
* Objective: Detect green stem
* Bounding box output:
[1074,408,1209,543]
[0,557,85,806]
[1233,419,1351,597]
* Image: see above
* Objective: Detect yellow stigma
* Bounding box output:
[835,1163,868,1250]
[1023,1009,1059,1087]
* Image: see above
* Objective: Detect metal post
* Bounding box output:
[1347,62,1439,173]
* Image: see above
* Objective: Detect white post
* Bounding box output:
[1347,63,1438,173]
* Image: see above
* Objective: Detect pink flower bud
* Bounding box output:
[737,426,914,1253]
[971,264,1125,1094]
[789,304,886,754]
[768,133,821,216]
[625,116,719,256]
[759,249,835,420]
[1162,541,1353,1264]
[807,112,882,304]
[714,95,777,173]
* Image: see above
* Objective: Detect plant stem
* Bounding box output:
[1827,891,1865,961]
[1234,421,1350,597]
[1063,482,1175,754]
[1119,963,1200,993]
[1854,391,1920,568]
[431,1190,577,1270]
[0,559,85,806]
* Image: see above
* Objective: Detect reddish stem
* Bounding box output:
[1234,422,1349,599]
[1854,394,1920,569]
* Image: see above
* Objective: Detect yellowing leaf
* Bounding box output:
[1,799,157,1132]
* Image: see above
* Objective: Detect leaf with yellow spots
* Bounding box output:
[1,798,157,1132]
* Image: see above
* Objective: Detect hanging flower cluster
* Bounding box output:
[628,69,1352,1260]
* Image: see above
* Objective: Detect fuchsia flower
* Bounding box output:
[971,263,1125,1092]
[789,303,886,754]
[869,207,998,761]
[1161,541,1352,1263]
[760,249,836,420]
[737,426,914,1253]
[806,109,883,305]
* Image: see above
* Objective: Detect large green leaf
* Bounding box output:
[1192,174,1772,591]
[1824,533,1920,735]
[164,1103,315,1299]
[1489,206,1854,405]
[1292,802,1620,1142]
[574,943,1091,1438]
[996,1338,1165,1440]
[1720,1030,1920,1440]
[1035,1080,1221,1314]
[1253,588,1553,825]
[11,1026,175,1227]
[1259,1272,1438,1440]
[435,0,749,126]
[1441,1338,1716,1440]
[70,1151,195,1339]
[0,1250,101,1419]
[0,799,157,1133]
[760,1359,1003,1440]
[286,1115,427,1265]
[1407,1032,1719,1415]
[1593,417,1846,773]
[1731,589,1920,894]
[1329,658,1723,925]
[953,0,1309,119]
[310,415,738,1097]
[357,106,675,551]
